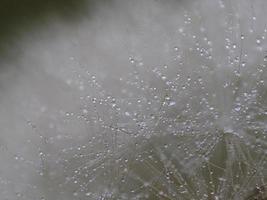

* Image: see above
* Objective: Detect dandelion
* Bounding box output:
[50,1,267,199]
[1,0,266,200]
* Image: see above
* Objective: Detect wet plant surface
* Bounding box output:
[0,0,266,199]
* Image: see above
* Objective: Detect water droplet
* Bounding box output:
[82,109,88,114]
[256,38,261,45]
[129,57,135,63]
[85,192,91,196]
[209,107,214,111]
[92,98,97,103]
[224,127,234,134]
[169,101,176,106]
[234,106,241,112]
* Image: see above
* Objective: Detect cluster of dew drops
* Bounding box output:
[20,1,267,200]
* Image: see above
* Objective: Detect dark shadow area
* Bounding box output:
[0,0,109,65]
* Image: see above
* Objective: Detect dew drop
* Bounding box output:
[85,192,91,196]
[169,101,176,106]
[256,38,261,45]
